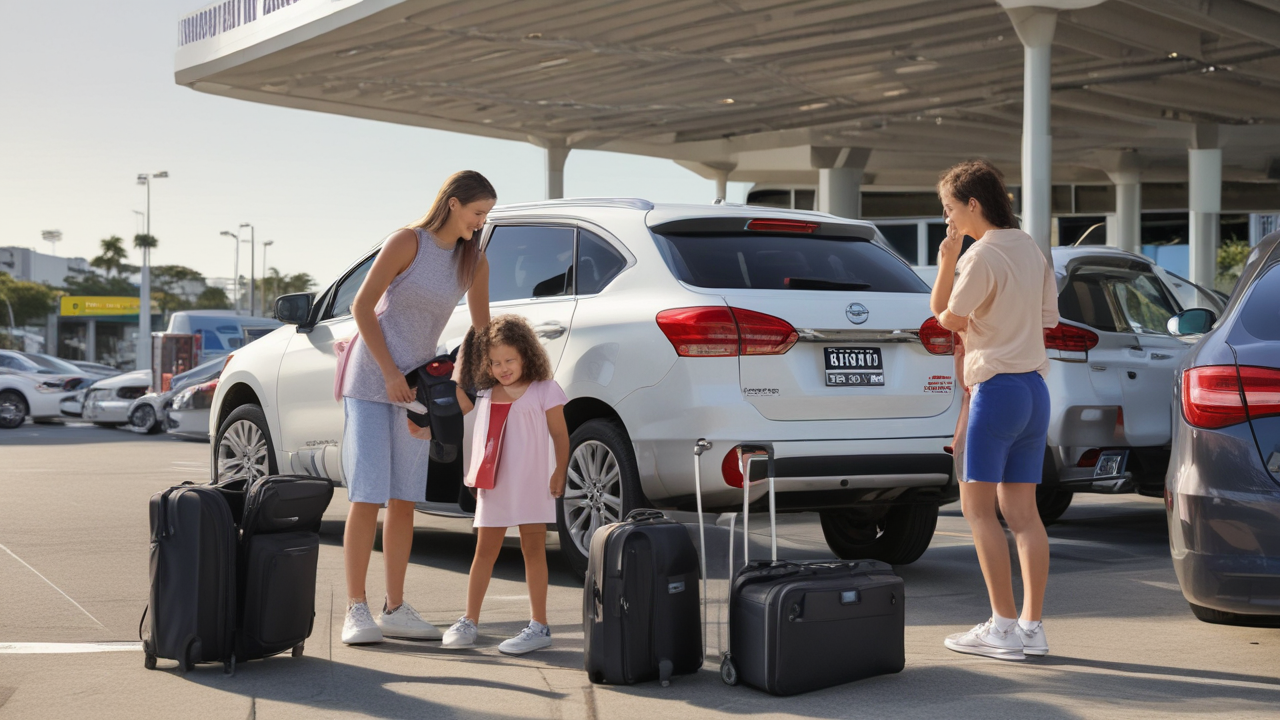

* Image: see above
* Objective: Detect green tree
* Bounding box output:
[150,265,205,317]
[0,271,58,327]
[194,286,232,310]
[133,233,159,253]
[90,235,130,278]
[259,268,315,316]
[61,273,137,297]
[1216,238,1251,294]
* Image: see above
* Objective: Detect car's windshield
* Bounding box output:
[25,353,81,375]
[1,352,49,373]
[652,233,929,293]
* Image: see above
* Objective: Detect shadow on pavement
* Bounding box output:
[0,423,178,446]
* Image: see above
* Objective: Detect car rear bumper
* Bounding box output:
[82,397,133,423]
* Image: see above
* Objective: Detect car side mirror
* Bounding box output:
[275,293,313,325]
[1167,308,1217,336]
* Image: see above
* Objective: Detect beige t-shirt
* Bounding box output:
[948,229,1059,387]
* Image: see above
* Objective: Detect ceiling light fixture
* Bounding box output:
[1169,51,1179,58]
[883,89,908,97]
[719,98,735,104]
[526,32,542,39]
[539,57,569,68]
[798,102,830,111]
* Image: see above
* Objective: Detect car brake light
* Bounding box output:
[722,448,744,489]
[919,317,955,355]
[746,218,818,233]
[1077,448,1101,467]
[1183,366,1250,429]
[1044,323,1099,352]
[656,307,797,357]
[195,379,220,394]
[1242,366,1280,421]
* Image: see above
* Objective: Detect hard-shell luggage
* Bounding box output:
[583,509,703,687]
[694,441,906,695]
[235,475,333,662]
[142,483,238,672]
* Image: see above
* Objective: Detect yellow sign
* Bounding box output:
[60,296,141,317]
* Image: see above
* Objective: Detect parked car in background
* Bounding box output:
[212,200,964,578]
[67,360,122,378]
[1168,232,1280,627]
[71,370,152,428]
[164,362,225,441]
[128,357,226,434]
[22,353,113,381]
[165,311,283,365]
[0,351,84,429]
[906,246,1224,522]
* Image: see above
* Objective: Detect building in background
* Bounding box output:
[1,246,92,286]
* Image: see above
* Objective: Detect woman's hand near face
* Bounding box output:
[938,220,964,268]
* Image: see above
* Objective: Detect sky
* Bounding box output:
[0,1,747,289]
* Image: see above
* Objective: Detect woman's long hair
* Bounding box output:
[459,315,554,392]
[410,170,496,288]
[937,159,1018,230]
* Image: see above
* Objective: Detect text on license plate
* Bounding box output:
[824,347,884,387]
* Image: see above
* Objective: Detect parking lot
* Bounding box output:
[2,423,1278,719]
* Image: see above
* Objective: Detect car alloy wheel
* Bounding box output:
[563,440,624,558]
[131,404,156,431]
[217,418,270,482]
[0,391,27,429]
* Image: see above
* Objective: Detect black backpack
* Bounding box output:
[404,347,467,462]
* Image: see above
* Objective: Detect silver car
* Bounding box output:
[74,370,152,427]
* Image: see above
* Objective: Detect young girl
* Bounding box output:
[442,315,570,655]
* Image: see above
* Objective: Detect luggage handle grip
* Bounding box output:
[624,509,666,523]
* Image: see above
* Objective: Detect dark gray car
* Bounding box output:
[1167,232,1280,626]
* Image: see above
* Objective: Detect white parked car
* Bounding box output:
[73,370,152,427]
[209,200,963,576]
[0,351,83,429]
[129,357,227,435]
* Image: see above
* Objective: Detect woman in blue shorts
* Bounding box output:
[931,159,1060,661]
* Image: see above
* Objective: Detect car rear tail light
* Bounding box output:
[919,317,955,355]
[1044,323,1099,352]
[722,448,745,489]
[1190,365,1280,427]
[1077,448,1101,467]
[746,218,818,233]
[656,307,797,357]
[195,379,219,394]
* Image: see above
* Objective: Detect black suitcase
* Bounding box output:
[236,475,333,662]
[583,509,703,687]
[695,442,906,695]
[142,483,238,672]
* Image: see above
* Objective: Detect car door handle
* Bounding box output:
[533,322,568,339]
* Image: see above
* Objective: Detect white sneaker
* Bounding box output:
[342,601,383,645]
[377,600,443,640]
[441,616,478,649]
[943,619,1025,661]
[498,621,552,656]
[1017,621,1049,657]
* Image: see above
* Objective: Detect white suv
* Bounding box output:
[208,200,962,576]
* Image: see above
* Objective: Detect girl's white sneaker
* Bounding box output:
[442,616,478,648]
[377,601,442,640]
[943,619,1025,660]
[1017,621,1049,656]
[498,621,552,656]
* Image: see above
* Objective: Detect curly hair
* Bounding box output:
[457,314,553,391]
[937,159,1018,230]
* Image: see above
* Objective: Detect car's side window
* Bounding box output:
[576,229,627,296]
[327,254,377,320]
[0,355,16,370]
[1059,271,1124,333]
[485,225,575,302]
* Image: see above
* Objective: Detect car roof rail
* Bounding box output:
[492,197,655,212]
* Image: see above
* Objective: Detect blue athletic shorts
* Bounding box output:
[964,371,1051,484]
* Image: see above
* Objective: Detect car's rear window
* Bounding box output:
[1240,264,1280,341]
[652,233,929,293]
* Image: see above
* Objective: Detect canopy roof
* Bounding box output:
[177,0,1280,188]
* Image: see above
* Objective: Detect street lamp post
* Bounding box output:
[261,240,274,316]
[239,223,255,317]
[219,230,241,313]
[136,171,168,372]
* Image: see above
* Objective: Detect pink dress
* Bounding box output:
[470,380,568,527]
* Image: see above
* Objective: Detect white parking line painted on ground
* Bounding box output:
[1139,579,1183,591]
[0,642,141,654]
[0,542,107,630]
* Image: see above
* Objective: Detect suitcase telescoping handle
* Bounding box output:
[693,439,712,654]
[739,449,777,565]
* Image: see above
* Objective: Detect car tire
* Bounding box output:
[556,419,644,582]
[819,503,939,565]
[214,404,278,484]
[94,422,124,429]
[1189,603,1280,628]
[1036,487,1073,524]
[130,405,161,434]
[0,390,28,429]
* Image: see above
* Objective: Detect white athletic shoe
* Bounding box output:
[498,621,553,656]
[943,619,1025,661]
[377,600,443,640]
[1017,621,1049,657]
[442,616,478,649]
[341,601,384,645]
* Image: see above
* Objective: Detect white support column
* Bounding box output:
[546,144,569,200]
[1189,124,1222,288]
[1005,5,1058,260]
[811,147,870,219]
[85,319,96,363]
[714,169,729,203]
[1108,171,1142,254]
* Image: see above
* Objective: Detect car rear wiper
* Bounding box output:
[784,277,871,291]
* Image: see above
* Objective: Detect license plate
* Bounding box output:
[824,347,884,387]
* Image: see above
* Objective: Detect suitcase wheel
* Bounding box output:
[224,655,236,676]
[144,653,157,671]
[720,656,739,686]
[587,670,604,685]
[292,643,304,658]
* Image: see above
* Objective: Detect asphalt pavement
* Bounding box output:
[2,422,1278,719]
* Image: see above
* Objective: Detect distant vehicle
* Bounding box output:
[165,377,220,441]
[130,358,225,435]
[165,311,283,364]
[74,370,152,428]
[22,352,110,380]
[67,360,122,378]
[0,351,82,429]
[1168,232,1280,627]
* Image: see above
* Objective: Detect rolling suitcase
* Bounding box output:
[235,475,333,663]
[583,509,703,687]
[142,483,238,672]
[694,441,906,696]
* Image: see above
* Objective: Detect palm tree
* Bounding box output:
[90,236,129,278]
[133,233,159,253]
